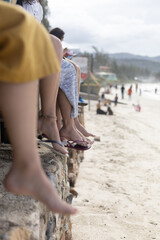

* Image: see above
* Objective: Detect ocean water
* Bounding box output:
[140,82,160,101]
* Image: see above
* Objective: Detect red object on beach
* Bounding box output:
[136,105,141,112]
[128,88,132,96]
[133,104,141,112]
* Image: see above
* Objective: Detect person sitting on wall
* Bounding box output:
[0,0,77,215]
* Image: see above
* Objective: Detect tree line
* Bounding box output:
[81,46,155,82]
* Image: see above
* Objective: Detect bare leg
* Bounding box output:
[56,102,62,131]
[39,74,68,154]
[38,35,68,154]
[63,60,93,137]
[0,81,76,215]
[58,89,88,147]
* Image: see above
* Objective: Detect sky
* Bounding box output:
[48,0,160,57]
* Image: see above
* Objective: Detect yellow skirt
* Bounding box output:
[0,2,60,83]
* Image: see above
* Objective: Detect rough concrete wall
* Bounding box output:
[0,144,84,240]
[0,106,84,239]
[0,143,72,240]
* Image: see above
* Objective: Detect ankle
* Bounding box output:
[39,115,57,130]
[13,158,40,172]
[61,123,74,132]
[41,115,57,120]
[40,115,57,125]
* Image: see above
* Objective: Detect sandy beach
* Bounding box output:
[72,83,160,240]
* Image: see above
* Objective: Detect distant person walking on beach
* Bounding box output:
[114,94,118,106]
[128,86,132,100]
[121,84,125,99]
[135,83,138,93]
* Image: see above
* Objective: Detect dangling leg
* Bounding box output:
[58,89,88,147]
[60,59,94,143]
[56,102,62,131]
[38,35,68,154]
[39,74,68,154]
[0,81,76,215]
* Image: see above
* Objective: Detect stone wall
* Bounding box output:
[0,142,83,240]
[0,107,84,240]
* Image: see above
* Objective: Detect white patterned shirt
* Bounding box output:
[23,1,43,23]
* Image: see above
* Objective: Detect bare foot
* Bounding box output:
[3,163,77,215]
[60,125,89,147]
[77,129,94,145]
[74,118,95,138]
[38,116,68,154]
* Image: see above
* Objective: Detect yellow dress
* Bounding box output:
[0,1,60,83]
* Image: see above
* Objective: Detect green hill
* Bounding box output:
[108,53,160,73]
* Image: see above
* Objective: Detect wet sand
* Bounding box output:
[72,83,160,240]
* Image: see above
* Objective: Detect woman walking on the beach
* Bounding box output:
[128,86,132,100]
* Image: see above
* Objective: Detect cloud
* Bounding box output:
[48,0,160,56]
